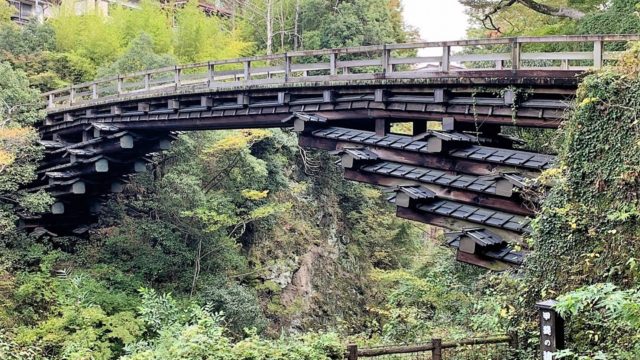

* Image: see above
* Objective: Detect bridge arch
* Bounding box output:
[30,34,640,268]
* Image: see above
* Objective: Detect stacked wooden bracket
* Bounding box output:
[33,75,570,269]
[294,113,553,270]
[22,123,176,235]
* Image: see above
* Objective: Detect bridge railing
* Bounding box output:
[43,34,640,110]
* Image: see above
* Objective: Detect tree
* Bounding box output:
[97,33,176,78]
[460,0,602,33]
[0,62,51,235]
[173,0,247,62]
[0,1,15,24]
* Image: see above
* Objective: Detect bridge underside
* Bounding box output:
[31,75,573,269]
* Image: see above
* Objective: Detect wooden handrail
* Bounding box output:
[346,335,513,359]
[42,34,640,108]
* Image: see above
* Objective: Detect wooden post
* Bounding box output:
[92,83,98,99]
[375,119,389,137]
[382,45,392,74]
[174,67,181,88]
[511,40,521,71]
[284,53,291,82]
[593,40,603,69]
[441,45,450,72]
[432,339,442,360]
[48,93,54,108]
[208,62,215,88]
[117,77,123,95]
[330,52,337,76]
[243,60,251,81]
[69,86,75,105]
[537,300,565,360]
[144,73,150,91]
[347,344,358,360]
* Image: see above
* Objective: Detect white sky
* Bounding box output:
[402,0,470,55]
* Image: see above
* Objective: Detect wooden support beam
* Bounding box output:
[237,94,249,107]
[201,96,214,108]
[299,135,543,178]
[138,102,150,113]
[343,169,531,216]
[278,92,291,105]
[120,135,134,149]
[110,105,122,116]
[168,99,180,111]
[455,251,513,271]
[323,90,337,103]
[375,119,390,137]
[95,159,109,173]
[442,117,502,135]
[504,90,517,106]
[51,202,65,215]
[396,206,524,245]
[375,89,389,103]
[433,89,449,103]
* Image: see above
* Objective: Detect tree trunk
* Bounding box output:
[266,0,273,55]
[293,0,300,50]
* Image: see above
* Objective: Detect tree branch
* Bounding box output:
[463,0,587,33]
[517,0,586,20]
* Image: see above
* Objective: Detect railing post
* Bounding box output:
[117,77,123,95]
[48,93,54,109]
[432,338,442,360]
[208,62,215,88]
[174,66,181,88]
[144,73,150,91]
[347,344,358,360]
[441,45,450,72]
[511,39,521,71]
[243,60,251,81]
[382,45,392,74]
[284,53,291,82]
[69,86,75,105]
[92,83,98,99]
[593,40,603,69]
[330,51,337,76]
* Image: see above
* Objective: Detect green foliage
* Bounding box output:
[203,281,268,338]
[299,0,407,50]
[0,22,56,57]
[173,0,247,62]
[0,1,15,24]
[0,62,51,235]
[97,33,176,78]
[555,284,640,359]
[578,0,640,36]
[50,0,121,66]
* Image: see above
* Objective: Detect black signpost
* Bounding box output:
[536,300,565,360]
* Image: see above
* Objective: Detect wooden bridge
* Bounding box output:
[31,34,640,269]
